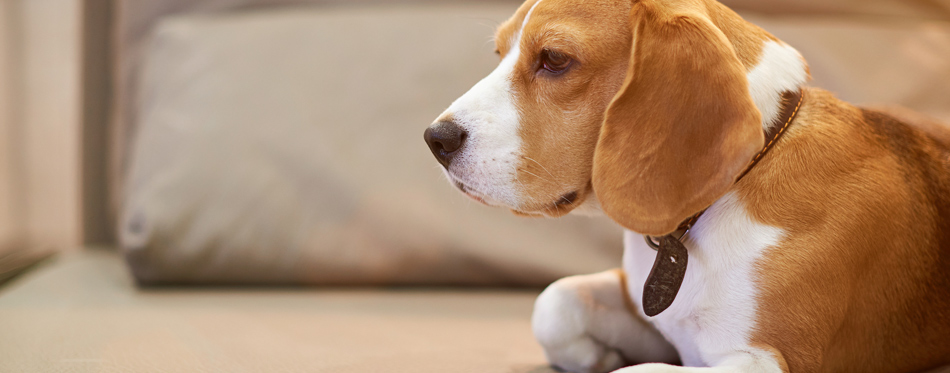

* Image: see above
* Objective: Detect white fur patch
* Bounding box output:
[435,0,543,207]
[533,270,680,373]
[622,192,785,370]
[746,41,808,130]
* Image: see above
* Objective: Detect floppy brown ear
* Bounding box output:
[592,0,764,236]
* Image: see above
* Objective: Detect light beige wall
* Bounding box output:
[0,0,22,252]
[22,0,83,251]
[0,0,83,254]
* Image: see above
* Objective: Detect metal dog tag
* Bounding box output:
[642,235,689,317]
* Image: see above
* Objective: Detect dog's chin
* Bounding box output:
[510,190,590,218]
[454,185,584,217]
[461,191,491,206]
[450,179,498,207]
[448,173,595,218]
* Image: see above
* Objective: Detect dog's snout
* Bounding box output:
[424,120,467,168]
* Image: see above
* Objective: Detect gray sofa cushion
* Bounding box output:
[121,4,623,285]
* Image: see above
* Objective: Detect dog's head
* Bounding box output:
[424,0,808,235]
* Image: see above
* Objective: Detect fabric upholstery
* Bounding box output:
[112,0,521,213]
[5,251,950,372]
[121,4,622,286]
[0,250,555,372]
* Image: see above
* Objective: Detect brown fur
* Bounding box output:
[593,0,764,236]
[492,0,950,370]
[498,0,780,220]
[705,0,774,70]
[745,89,950,372]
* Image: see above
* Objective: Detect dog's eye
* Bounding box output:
[539,49,572,75]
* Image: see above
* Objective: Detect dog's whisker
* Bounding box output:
[518,168,553,185]
[522,156,557,180]
[512,179,541,205]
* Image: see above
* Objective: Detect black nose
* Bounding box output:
[424,120,467,168]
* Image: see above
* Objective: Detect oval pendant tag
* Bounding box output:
[642,235,689,317]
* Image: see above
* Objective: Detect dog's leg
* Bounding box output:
[608,351,786,373]
[533,269,680,373]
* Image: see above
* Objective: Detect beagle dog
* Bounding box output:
[423,0,950,372]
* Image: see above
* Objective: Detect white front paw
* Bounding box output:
[543,334,627,373]
[533,278,627,373]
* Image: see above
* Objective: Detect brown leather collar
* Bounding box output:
[656,88,805,239]
[736,89,805,182]
[641,88,804,317]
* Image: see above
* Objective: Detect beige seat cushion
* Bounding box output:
[7,251,950,372]
[0,250,555,372]
[121,4,623,286]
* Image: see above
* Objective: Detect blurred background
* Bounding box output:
[0,0,948,371]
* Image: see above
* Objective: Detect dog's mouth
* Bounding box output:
[452,179,490,205]
[511,189,585,218]
[449,174,586,217]
[556,191,579,206]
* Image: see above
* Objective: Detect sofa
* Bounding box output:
[2,0,949,371]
